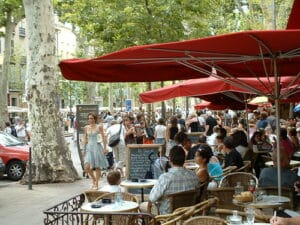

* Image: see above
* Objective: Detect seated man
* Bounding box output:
[99,171,124,192]
[149,145,200,214]
[258,148,300,188]
[223,136,244,169]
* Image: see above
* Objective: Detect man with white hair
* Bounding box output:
[205,111,217,136]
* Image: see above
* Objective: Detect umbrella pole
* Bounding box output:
[274,58,281,196]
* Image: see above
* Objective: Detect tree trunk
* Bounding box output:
[87,82,97,104]
[22,0,79,183]
[0,11,14,129]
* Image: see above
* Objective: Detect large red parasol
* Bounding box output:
[286,0,300,29]
[139,76,299,104]
[60,29,300,195]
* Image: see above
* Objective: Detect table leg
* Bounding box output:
[141,188,144,202]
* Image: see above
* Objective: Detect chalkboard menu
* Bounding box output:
[126,144,161,179]
[186,132,204,144]
[126,144,161,194]
[76,104,98,133]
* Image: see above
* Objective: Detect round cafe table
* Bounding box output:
[233,195,290,209]
[81,201,139,225]
[81,201,139,213]
[120,179,157,202]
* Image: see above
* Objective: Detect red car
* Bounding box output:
[0,132,29,180]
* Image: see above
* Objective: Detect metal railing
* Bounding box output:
[43,193,156,225]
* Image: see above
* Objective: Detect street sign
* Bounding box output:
[76,104,98,133]
[125,99,132,112]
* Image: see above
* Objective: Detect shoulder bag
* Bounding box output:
[108,124,122,147]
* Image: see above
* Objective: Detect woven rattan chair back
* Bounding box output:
[235,160,252,172]
[84,190,107,202]
[167,189,199,211]
[183,216,227,225]
[208,187,241,210]
[218,172,258,190]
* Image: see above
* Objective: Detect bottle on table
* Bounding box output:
[227,210,242,225]
[248,179,256,193]
[115,186,122,206]
[234,182,244,195]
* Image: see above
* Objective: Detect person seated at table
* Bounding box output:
[223,136,244,169]
[99,171,125,193]
[153,146,170,179]
[148,145,200,214]
[281,127,296,159]
[173,131,188,146]
[182,138,195,160]
[270,216,300,225]
[258,148,300,188]
[231,129,249,159]
[249,130,272,177]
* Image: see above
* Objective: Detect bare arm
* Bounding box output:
[270,216,300,225]
[98,125,107,148]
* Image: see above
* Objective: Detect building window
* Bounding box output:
[11,98,17,106]
[19,27,26,37]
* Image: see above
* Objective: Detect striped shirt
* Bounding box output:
[149,167,200,214]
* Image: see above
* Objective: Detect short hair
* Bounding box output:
[169,145,185,166]
[198,134,207,143]
[107,171,121,185]
[158,118,165,125]
[223,136,235,149]
[174,131,188,145]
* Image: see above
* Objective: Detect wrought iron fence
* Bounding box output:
[43,193,156,225]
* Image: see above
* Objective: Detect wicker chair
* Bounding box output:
[218,172,258,190]
[155,206,196,225]
[208,187,241,210]
[215,208,271,223]
[147,189,199,215]
[262,186,296,209]
[235,160,252,172]
[183,216,227,225]
[84,190,108,202]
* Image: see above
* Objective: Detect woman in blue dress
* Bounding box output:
[82,113,108,189]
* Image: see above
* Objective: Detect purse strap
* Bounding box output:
[118,123,122,135]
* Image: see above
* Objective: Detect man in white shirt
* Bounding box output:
[106,120,126,176]
[15,119,27,141]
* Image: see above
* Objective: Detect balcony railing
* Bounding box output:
[19,27,26,37]
[43,193,156,225]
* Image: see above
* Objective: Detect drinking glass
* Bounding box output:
[245,207,255,225]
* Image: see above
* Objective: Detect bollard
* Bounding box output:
[28,146,32,190]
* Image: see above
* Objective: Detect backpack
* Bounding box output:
[11,126,17,137]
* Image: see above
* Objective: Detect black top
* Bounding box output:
[169,126,179,140]
[206,116,218,136]
[224,148,244,168]
[189,121,199,132]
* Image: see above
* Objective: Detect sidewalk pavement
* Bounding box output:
[0,135,109,225]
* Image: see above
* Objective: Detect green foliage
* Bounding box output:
[54,0,294,107]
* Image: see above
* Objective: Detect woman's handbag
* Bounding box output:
[108,124,122,147]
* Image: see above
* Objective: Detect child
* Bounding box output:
[99,171,124,193]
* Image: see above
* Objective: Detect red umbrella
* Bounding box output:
[193,101,226,110]
[286,0,300,29]
[60,29,300,195]
[139,76,299,104]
